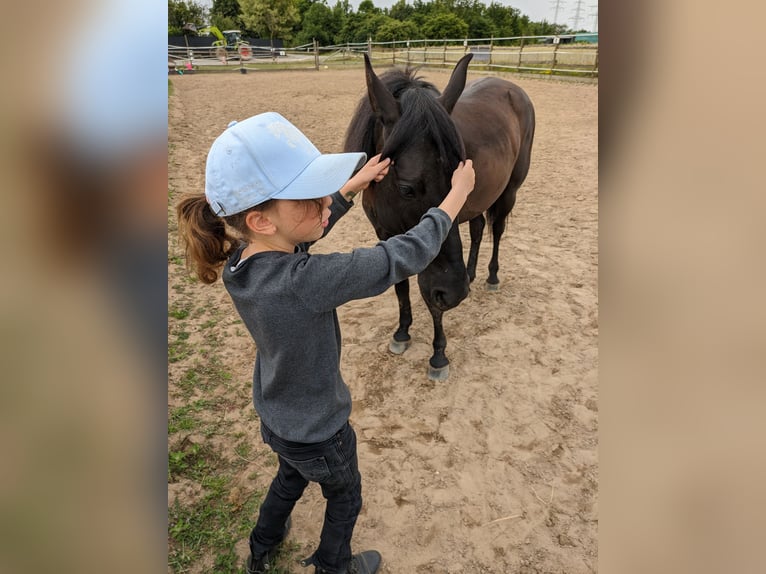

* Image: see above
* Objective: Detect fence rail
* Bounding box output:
[168,34,598,78]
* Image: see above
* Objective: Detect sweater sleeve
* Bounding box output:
[289,207,453,313]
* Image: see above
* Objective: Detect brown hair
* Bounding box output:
[175,195,325,284]
[175,195,270,284]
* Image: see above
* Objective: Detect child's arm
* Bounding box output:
[339,154,391,202]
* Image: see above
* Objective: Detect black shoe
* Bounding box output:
[313,550,382,574]
[246,516,292,574]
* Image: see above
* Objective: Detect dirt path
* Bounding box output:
[168,67,597,573]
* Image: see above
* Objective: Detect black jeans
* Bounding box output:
[250,421,363,573]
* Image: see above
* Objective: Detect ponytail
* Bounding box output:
[176,195,241,284]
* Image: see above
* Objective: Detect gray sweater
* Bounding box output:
[223,192,453,443]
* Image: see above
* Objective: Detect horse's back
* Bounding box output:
[452,77,534,219]
[456,76,534,146]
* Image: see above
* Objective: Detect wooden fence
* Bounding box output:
[168,34,598,78]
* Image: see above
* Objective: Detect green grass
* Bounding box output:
[167,80,301,571]
[169,302,191,320]
[167,418,296,572]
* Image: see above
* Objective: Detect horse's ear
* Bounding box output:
[437,53,473,114]
[364,54,399,127]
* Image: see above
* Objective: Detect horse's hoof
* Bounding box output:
[427,364,450,381]
[388,338,411,355]
[486,281,500,292]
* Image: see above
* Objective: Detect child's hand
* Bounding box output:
[341,154,392,201]
[437,160,475,222]
[451,160,475,199]
[352,154,392,187]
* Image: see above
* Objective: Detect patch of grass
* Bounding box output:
[234,441,253,460]
[168,488,256,571]
[168,399,211,434]
[176,367,201,394]
[169,338,191,363]
[168,459,266,573]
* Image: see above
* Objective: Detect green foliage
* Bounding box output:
[212,0,242,18]
[420,12,468,39]
[376,18,420,42]
[240,0,300,43]
[388,0,414,21]
[168,0,582,64]
[168,0,208,35]
[339,11,390,43]
[210,14,242,31]
[357,0,378,13]
[294,2,339,46]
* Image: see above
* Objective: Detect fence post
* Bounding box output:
[591,44,598,77]
[367,37,372,61]
[552,37,560,73]
[313,38,319,70]
[517,36,524,71]
[443,39,447,65]
[407,39,411,67]
[489,35,493,67]
[392,40,396,65]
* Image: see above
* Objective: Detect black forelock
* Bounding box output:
[377,68,465,168]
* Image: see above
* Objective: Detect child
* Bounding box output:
[176,112,474,574]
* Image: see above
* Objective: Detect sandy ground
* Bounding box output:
[168,67,597,573]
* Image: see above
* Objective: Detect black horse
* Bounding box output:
[344,54,535,380]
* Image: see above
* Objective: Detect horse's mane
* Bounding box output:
[344,67,465,169]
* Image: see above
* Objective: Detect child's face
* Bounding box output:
[269,195,332,245]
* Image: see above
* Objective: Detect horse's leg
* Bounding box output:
[486,104,535,290]
[388,279,413,354]
[466,214,485,284]
[426,306,449,381]
[486,188,517,291]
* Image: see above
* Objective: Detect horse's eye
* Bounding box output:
[399,184,416,199]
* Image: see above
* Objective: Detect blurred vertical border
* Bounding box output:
[600,1,766,573]
[1,0,168,572]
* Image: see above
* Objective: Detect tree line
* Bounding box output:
[169,0,584,47]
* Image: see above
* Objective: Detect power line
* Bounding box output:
[549,0,566,25]
[589,4,598,33]
[570,0,585,30]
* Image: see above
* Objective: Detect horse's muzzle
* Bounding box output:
[430,284,470,312]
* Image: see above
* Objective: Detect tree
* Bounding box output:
[338,11,389,43]
[168,0,207,35]
[485,2,521,38]
[211,0,242,19]
[294,2,342,46]
[239,0,300,44]
[388,0,414,22]
[210,14,242,31]
[420,12,468,39]
[357,0,379,14]
[376,18,420,42]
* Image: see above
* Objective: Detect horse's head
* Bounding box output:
[357,54,473,311]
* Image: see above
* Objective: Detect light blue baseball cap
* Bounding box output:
[205,112,367,216]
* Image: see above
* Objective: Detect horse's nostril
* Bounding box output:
[432,290,447,309]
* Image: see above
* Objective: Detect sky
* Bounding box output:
[195,0,597,31]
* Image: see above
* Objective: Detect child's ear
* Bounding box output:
[245,209,276,235]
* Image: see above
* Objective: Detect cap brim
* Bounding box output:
[275,152,367,201]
